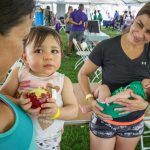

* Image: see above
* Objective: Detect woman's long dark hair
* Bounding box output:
[0,0,35,35]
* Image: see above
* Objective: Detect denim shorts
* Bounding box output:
[89,113,144,138]
[69,31,84,42]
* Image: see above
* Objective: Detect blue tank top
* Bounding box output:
[0,94,37,150]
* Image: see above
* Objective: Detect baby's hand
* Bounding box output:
[105,97,116,105]
[19,92,41,116]
[39,98,58,118]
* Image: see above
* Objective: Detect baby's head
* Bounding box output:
[22,26,63,77]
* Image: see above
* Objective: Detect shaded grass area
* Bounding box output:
[59,29,148,150]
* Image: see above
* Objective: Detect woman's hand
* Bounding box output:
[39,98,58,118]
[113,92,148,115]
[88,97,113,120]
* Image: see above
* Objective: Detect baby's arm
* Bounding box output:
[105,89,133,104]
[60,76,78,120]
[57,76,79,120]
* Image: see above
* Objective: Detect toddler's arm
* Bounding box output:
[57,76,78,120]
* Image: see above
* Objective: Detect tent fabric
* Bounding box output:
[36,0,150,5]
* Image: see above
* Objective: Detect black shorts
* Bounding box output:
[90,113,144,138]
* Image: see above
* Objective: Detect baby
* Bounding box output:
[81,79,150,118]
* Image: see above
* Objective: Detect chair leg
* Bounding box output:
[140,135,145,150]
[74,58,84,70]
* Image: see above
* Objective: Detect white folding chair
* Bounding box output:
[80,41,102,83]
[59,20,65,32]
[5,58,23,82]
[10,58,23,71]
[73,39,90,70]
[80,41,93,52]
[91,67,102,83]
[141,116,150,150]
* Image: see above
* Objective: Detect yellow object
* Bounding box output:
[85,93,94,101]
[30,87,47,98]
[51,107,60,119]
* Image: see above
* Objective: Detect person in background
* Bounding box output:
[122,11,134,32]
[98,10,103,30]
[93,10,98,21]
[44,6,51,26]
[1,26,78,149]
[112,10,120,30]
[67,3,88,56]
[0,0,37,149]
[78,2,150,150]
[64,6,73,39]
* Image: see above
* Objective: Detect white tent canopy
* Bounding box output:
[36,0,149,19]
[36,0,149,5]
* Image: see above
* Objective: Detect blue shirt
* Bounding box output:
[0,94,37,150]
[70,9,88,31]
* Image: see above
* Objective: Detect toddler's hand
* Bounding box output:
[20,92,41,116]
[39,98,58,118]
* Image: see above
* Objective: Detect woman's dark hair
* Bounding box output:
[136,2,150,17]
[0,0,35,35]
[23,26,63,54]
[122,2,150,34]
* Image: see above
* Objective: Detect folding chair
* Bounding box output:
[141,110,150,150]
[11,58,23,71]
[80,41,102,83]
[59,20,65,32]
[5,58,23,82]
[91,67,102,83]
[73,38,90,70]
[80,41,93,52]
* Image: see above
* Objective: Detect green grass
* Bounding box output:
[101,28,120,38]
[59,29,148,150]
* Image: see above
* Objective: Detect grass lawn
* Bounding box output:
[59,28,148,150]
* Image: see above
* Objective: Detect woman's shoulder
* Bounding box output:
[0,101,15,133]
